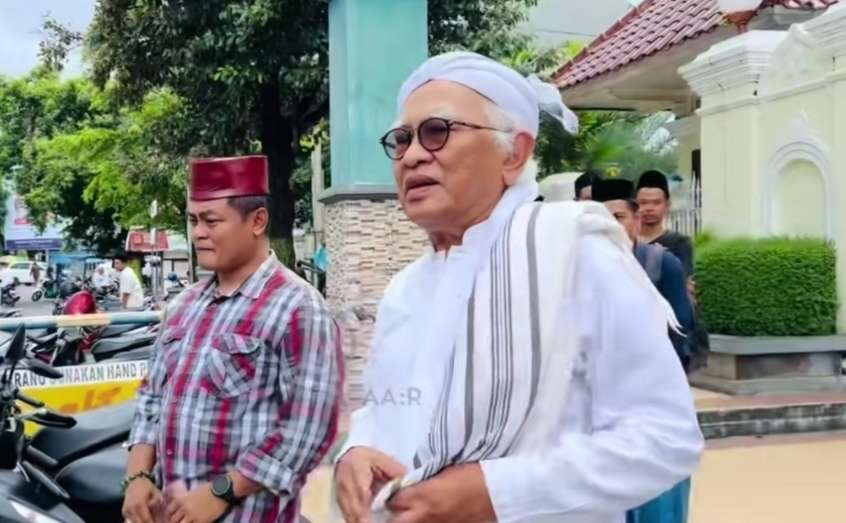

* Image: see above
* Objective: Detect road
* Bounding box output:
[691,431,846,523]
[4,284,55,317]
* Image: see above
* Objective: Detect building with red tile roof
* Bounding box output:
[554,0,838,112]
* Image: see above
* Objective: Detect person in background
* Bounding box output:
[29,262,41,287]
[142,261,153,289]
[114,254,144,309]
[593,177,694,523]
[574,168,604,201]
[593,178,694,365]
[92,264,112,291]
[636,169,709,371]
[636,170,693,278]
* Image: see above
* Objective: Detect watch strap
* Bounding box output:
[211,474,243,506]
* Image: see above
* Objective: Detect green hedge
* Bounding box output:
[696,237,838,336]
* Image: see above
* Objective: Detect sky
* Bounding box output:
[0,1,634,79]
[0,0,96,78]
[525,0,633,47]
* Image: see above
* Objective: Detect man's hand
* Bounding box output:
[335,446,407,523]
[387,463,495,523]
[687,277,697,305]
[166,483,228,523]
[122,476,163,523]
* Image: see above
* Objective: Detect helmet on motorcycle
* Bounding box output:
[63,291,97,315]
[167,272,179,282]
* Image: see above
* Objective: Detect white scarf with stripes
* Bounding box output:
[369,185,675,519]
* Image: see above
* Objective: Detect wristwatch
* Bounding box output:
[210,474,243,506]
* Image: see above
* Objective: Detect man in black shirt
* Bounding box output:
[636,170,694,278]
[636,169,708,372]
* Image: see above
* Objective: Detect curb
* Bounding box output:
[698,401,846,439]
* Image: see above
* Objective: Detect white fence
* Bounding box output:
[669,208,702,237]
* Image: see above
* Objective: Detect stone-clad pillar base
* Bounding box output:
[323,195,428,413]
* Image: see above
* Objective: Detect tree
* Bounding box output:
[38,15,85,73]
[21,87,192,253]
[0,65,190,253]
[0,69,126,253]
[502,39,678,180]
[86,0,539,264]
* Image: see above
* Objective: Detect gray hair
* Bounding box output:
[483,101,537,186]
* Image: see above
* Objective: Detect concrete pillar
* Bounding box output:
[679,31,787,239]
[323,0,429,407]
[805,4,846,331]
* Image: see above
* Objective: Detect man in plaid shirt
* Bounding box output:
[122,155,344,523]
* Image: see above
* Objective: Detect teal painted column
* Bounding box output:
[323,1,430,409]
[324,0,428,200]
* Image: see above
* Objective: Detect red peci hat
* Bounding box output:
[189,155,269,201]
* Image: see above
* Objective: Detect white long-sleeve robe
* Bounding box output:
[340,232,704,523]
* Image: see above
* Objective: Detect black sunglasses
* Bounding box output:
[379,117,510,160]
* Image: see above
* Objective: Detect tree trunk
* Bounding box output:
[259,81,297,268]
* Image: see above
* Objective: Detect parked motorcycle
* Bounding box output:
[295,259,326,296]
[0,289,157,367]
[31,277,60,303]
[0,309,22,318]
[0,325,127,522]
[1,282,21,307]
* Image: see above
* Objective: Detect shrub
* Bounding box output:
[696,237,837,336]
[693,229,716,250]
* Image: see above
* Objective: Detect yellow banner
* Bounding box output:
[18,360,146,434]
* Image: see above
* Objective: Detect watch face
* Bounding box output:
[211,475,231,496]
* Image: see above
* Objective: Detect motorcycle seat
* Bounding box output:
[55,446,126,511]
[30,402,135,469]
[28,332,59,351]
[108,346,152,361]
[91,334,157,361]
[98,324,140,338]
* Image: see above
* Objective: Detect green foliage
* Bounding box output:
[428,1,540,58]
[495,39,678,180]
[0,66,189,253]
[696,237,838,336]
[693,229,717,251]
[0,69,124,252]
[38,16,85,72]
[0,69,96,177]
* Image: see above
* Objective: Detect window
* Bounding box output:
[11,263,29,270]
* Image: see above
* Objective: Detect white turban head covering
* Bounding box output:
[397,51,579,137]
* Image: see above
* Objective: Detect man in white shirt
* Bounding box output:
[92,264,112,290]
[333,52,703,523]
[114,254,144,309]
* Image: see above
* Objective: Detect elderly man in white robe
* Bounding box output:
[333,52,704,523]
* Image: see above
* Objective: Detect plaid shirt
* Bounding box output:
[129,254,343,522]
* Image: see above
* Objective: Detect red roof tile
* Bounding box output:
[554,0,839,88]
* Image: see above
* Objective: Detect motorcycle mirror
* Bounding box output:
[30,411,76,429]
[15,391,44,408]
[4,326,26,367]
[23,358,63,380]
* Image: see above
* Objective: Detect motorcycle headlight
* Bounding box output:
[9,500,61,523]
